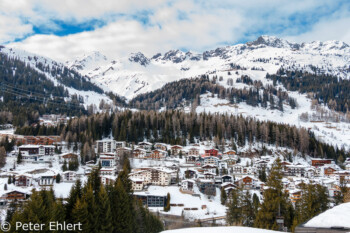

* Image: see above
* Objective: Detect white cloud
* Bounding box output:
[286,16,350,44]
[2,0,350,62]
[0,14,32,43]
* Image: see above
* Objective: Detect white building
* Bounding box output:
[181,179,195,192]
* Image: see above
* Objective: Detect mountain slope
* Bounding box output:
[67,36,350,100]
[0,46,113,109]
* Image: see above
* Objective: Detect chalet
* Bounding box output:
[221,182,236,195]
[324,166,337,176]
[14,174,32,187]
[184,169,197,179]
[186,155,199,163]
[154,143,168,151]
[101,176,116,185]
[138,142,153,151]
[2,190,30,201]
[133,148,147,158]
[37,171,56,186]
[116,147,132,157]
[96,140,117,153]
[204,172,216,180]
[60,153,78,163]
[222,175,233,183]
[62,171,77,182]
[130,177,144,191]
[289,189,302,203]
[197,179,216,196]
[219,161,228,170]
[129,168,173,186]
[203,156,220,166]
[181,179,195,192]
[100,167,117,176]
[20,135,61,145]
[254,160,268,171]
[188,147,200,156]
[149,149,167,160]
[311,158,333,167]
[334,171,350,184]
[171,145,183,156]
[284,165,307,177]
[19,145,55,159]
[235,176,258,189]
[221,157,237,166]
[223,150,236,156]
[232,164,254,175]
[204,149,219,157]
[202,164,217,174]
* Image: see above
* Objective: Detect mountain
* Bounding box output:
[66,35,350,100]
[0,46,113,110]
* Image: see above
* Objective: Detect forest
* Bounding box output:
[129,75,297,111]
[14,110,349,164]
[267,68,350,113]
[6,159,164,233]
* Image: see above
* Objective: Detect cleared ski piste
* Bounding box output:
[161,226,283,233]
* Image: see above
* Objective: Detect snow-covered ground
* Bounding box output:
[304,202,350,228]
[0,46,113,109]
[194,92,350,150]
[161,226,283,233]
[66,36,350,99]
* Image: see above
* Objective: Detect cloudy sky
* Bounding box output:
[1,0,349,61]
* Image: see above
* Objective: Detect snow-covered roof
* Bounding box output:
[161,226,283,233]
[304,202,350,228]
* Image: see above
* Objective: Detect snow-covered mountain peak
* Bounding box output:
[129,52,150,66]
[58,35,350,99]
[161,49,187,63]
[247,35,298,49]
[66,51,110,75]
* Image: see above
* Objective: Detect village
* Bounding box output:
[1,129,350,223]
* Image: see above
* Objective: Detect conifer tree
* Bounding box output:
[164,193,171,212]
[66,179,82,221]
[226,188,242,225]
[254,158,290,230]
[72,198,89,232]
[17,151,22,164]
[221,187,227,205]
[112,179,133,233]
[96,185,113,233]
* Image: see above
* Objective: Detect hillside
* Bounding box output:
[67,36,350,99]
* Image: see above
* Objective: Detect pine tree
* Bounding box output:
[72,198,90,232]
[112,179,133,233]
[226,188,242,225]
[164,193,171,212]
[66,179,82,221]
[254,158,290,230]
[55,173,61,183]
[96,185,113,233]
[241,191,254,227]
[221,187,227,205]
[62,159,68,171]
[17,151,22,164]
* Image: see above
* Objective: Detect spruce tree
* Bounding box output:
[112,179,133,233]
[254,158,290,230]
[17,151,22,164]
[226,188,242,225]
[96,185,113,233]
[72,198,90,232]
[221,187,227,205]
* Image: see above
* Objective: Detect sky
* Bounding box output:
[1,0,349,62]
